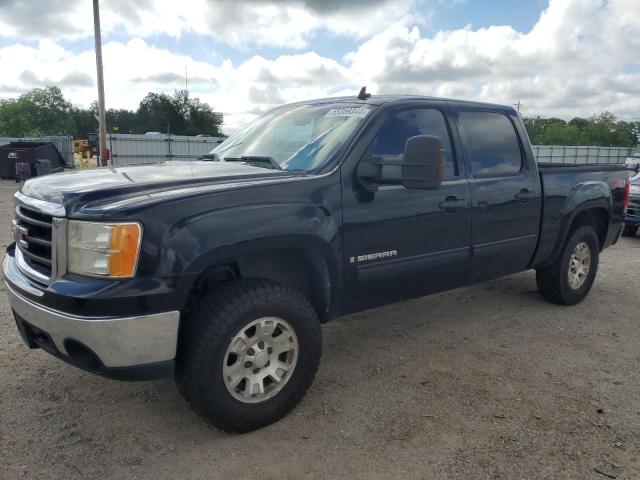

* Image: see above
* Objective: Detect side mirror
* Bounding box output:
[402,135,444,190]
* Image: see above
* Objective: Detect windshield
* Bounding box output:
[209,103,373,172]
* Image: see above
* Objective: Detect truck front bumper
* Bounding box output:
[4,252,180,381]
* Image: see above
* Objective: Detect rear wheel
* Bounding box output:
[622,225,638,237]
[175,279,322,432]
[536,225,600,305]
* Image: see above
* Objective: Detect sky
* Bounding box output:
[0,0,638,133]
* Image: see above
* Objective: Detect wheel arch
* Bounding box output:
[546,202,610,267]
[185,235,340,322]
[568,206,609,247]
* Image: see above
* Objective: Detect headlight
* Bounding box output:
[630,184,640,195]
[67,221,142,278]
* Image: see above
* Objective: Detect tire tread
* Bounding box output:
[536,225,600,306]
[175,279,321,432]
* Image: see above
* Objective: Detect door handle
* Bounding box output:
[515,189,535,202]
[439,196,466,211]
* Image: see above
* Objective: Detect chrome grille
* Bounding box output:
[14,205,53,279]
[13,192,66,285]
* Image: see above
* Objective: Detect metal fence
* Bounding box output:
[108,134,224,166]
[107,141,632,167]
[532,145,633,164]
[2,134,631,169]
[0,135,74,167]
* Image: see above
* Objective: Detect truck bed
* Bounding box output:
[531,162,628,268]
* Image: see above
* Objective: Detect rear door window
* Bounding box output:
[459,111,523,177]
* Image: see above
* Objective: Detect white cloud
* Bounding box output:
[346,0,640,118]
[0,0,419,49]
[0,38,358,131]
[0,0,639,133]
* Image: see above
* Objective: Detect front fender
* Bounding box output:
[160,202,339,275]
[162,202,342,320]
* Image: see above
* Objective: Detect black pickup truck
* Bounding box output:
[4,95,631,432]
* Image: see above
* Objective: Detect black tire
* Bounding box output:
[175,279,321,433]
[536,225,600,306]
[622,225,638,237]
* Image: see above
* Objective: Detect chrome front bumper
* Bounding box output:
[6,281,180,370]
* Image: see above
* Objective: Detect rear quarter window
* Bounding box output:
[460,111,523,177]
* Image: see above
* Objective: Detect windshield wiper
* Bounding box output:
[224,156,282,170]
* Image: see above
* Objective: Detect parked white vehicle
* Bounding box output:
[625,152,640,170]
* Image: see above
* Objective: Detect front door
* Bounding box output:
[341,103,472,312]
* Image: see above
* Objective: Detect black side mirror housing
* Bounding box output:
[402,135,444,190]
[356,135,445,191]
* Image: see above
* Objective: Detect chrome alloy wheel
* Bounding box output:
[568,241,591,289]
[223,317,299,403]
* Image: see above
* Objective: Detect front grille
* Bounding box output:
[14,204,54,280]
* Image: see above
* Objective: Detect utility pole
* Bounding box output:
[513,100,522,112]
[93,0,108,166]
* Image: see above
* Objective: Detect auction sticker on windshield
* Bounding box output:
[324,107,370,118]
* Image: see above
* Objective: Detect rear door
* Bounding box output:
[454,109,541,282]
[341,101,472,312]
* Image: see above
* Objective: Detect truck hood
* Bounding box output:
[20,161,297,215]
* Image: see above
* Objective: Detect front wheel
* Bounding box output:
[622,225,638,237]
[536,225,600,306]
[175,279,322,432]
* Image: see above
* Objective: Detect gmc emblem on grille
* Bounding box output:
[12,220,29,249]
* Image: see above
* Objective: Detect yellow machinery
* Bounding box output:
[73,139,96,169]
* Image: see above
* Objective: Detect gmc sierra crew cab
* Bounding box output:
[4,94,631,432]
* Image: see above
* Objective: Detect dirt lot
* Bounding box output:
[0,178,639,480]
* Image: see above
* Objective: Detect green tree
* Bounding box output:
[136,92,182,134]
[106,108,138,134]
[1,85,223,138]
[70,106,97,138]
[523,112,638,147]
[0,98,38,137]
[184,95,223,136]
[583,112,636,147]
[136,90,222,136]
[0,86,75,136]
[523,116,566,144]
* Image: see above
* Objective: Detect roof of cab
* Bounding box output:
[290,94,518,115]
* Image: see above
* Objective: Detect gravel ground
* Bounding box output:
[1,178,639,480]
